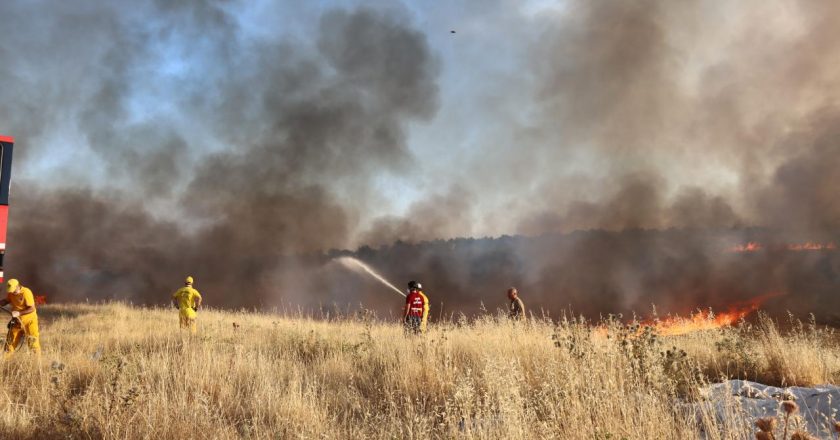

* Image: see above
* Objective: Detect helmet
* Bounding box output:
[407,280,422,291]
[185,276,194,285]
[6,279,19,293]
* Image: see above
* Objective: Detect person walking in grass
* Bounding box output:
[403,281,429,334]
[0,279,41,355]
[507,287,525,321]
[172,276,202,334]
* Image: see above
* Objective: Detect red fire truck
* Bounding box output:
[0,135,13,284]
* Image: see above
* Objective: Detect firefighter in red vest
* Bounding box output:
[403,281,429,334]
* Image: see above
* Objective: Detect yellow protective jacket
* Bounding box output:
[5,286,40,353]
[172,286,202,319]
[8,287,36,313]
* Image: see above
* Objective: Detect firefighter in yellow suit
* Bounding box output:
[172,276,202,334]
[1,279,40,355]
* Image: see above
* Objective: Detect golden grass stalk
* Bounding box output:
[756,417,777,433]
[0,303,835,439]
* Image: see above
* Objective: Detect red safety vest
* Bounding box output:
[405,291,427,317]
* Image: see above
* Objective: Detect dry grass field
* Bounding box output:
[0,303,838,439]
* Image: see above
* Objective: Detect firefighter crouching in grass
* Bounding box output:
[0,279,40,355]
[403,281,429,334]
[172,276,202,334]
[507,287,525,321]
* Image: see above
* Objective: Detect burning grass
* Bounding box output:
[0,303,838,439]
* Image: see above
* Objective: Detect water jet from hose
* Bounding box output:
[335,256,405,297]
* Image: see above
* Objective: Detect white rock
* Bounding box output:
[699,380,840,437]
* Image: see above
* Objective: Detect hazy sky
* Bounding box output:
[5,0,840,312]
[3,0,840,248]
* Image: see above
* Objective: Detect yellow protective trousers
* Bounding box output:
[179,308,197,334]
[5,313,40,355]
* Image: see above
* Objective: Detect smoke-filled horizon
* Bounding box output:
[2,0,840,317]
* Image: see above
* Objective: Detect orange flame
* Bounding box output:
[34,295,47,305]
[787,242,836,251]
[727,241,836,253]
[646,292,783,336]
[728,242,763,253]
[649,308,751,336]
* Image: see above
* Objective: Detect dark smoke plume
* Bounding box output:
[338,0,840,322]
[3,1,840,322]
[334,228,840,322]
[2,4,439,309]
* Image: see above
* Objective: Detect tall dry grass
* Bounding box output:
[0,303,837,439]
